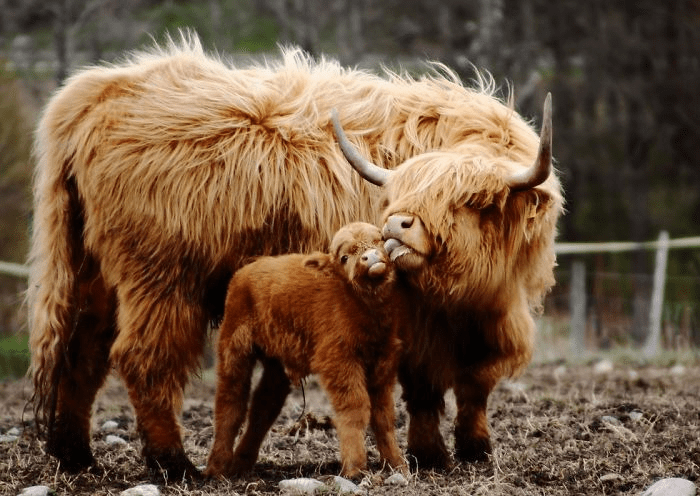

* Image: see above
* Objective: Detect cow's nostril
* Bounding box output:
[401,217,414,229]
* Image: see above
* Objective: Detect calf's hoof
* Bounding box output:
[340,466,365,481]
[145,449,201,481]
[454,436,492,463]
[47,430,95,473]
[204,454,255,480]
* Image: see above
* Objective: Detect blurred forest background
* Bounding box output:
[0,0,699,372]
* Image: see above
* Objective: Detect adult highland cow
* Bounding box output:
[29,32,562,478]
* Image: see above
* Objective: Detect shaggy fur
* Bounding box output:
[28,30,563,477]
[205,222,406,479]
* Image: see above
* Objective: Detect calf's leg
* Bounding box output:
[368,385,405,472]
[228,357,291,474]
[366,348,405,472]
[204,351,255,478]
[320,363,371,478]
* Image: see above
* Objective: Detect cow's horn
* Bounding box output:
[331,108,391,186]
[506,93,553,191]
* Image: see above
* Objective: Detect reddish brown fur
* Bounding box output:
[205,223,406,478]
[28,31,562,477]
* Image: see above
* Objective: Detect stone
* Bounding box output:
[640,478,696,496]
[629,411,644,422]
[1,426,20,442]
[553,365,567,379]
[593,359,614,374]
[385,473,409,486]
[601,415,621,426]
[101,420,119,431]
[119,484,160,496]
[0,434,18,443]
[329,476,363,494]
[105,434,127,445]
[670,364,686,376]
[279,478,327,494]
[18,487,54,496]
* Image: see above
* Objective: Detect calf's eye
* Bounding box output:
[340,255,349,264]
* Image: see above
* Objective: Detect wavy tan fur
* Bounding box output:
[28,30,562,475]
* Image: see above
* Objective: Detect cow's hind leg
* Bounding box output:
[47,264,116,473]
[398,362,449,471]
[112,287,206,480]
[228,357,291,474]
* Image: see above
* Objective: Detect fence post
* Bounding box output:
[569,260,586,356]
[643,230,670,358]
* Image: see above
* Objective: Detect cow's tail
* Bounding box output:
[27,117,84,437]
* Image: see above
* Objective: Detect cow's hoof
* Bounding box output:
[146,449,202,481]
[47,428,95,473]
[454,436,492,463]
[406,445,451,471]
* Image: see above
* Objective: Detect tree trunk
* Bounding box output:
[53,0,70,86]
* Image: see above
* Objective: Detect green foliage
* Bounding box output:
[232,16,279,52]
[0,333,29,379]
[138,0,279,53]
[0,68,32,264]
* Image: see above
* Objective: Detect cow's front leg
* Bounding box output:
[398,362,449,470]
[453,306,534,463]
[452,370,497,463]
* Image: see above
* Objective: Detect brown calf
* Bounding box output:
[205,222,407,479]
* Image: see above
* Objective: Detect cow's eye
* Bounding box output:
[340,255,349,264]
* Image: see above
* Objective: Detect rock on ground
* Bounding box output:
[105,434,127,445]
[641,478,696,496]
[329,476,363,494]
[385,473,409,486]
[101,420,119,431]
[18,487,54,496]
[278,478,327,494]
[118,484,160,496]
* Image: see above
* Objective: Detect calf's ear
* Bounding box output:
[304,252,331,270]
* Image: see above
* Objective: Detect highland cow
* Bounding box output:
[205,222,406,479]
[29,31,562,478]
[332,98,560,467]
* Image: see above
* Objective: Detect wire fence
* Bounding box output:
[545,232,700,358]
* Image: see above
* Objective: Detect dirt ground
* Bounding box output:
[1,362,699,495]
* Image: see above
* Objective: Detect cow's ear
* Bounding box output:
[304,252,330,270]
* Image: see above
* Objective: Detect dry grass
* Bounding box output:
[1,363,699,495]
